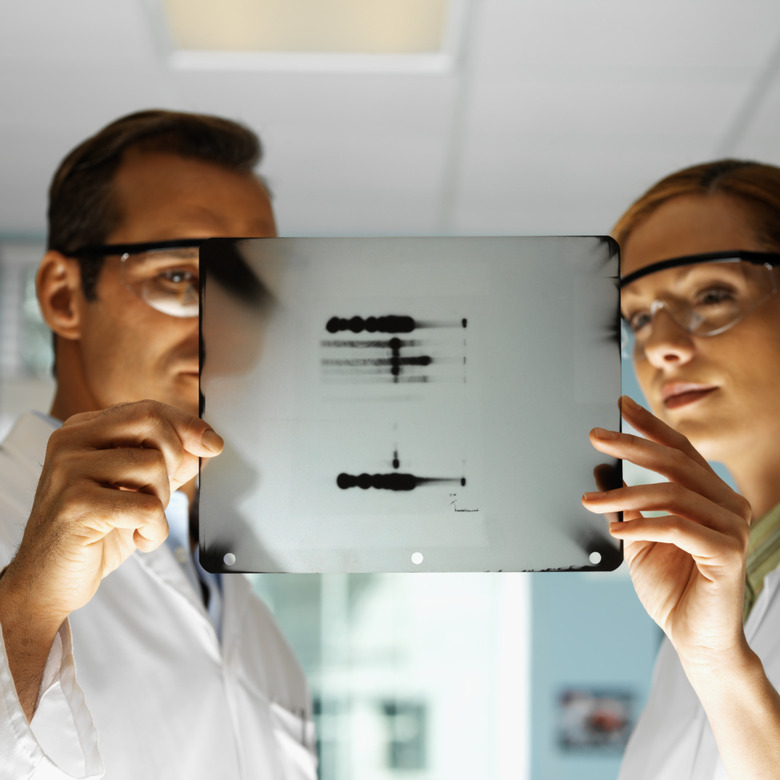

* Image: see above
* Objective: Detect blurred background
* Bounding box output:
[1,0,775,776]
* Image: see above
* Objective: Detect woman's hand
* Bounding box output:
[582,395,752,671]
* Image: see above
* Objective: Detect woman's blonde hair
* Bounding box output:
[613,159,780,250]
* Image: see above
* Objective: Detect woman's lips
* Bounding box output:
[661,383,718,410]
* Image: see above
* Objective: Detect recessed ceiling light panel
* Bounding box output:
[161,0,453,55]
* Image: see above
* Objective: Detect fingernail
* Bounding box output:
[592,427,617,440]
[201,428,224,454]
[582,491,605,501]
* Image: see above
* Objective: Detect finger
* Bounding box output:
[133,523,169,554]
[619,395,711,471]
[60,401,223,485]
[64,485,170,551]
[70,447,173,508]
[96,488,170,552]
[588,424,705,483]
[606,514,746,567]
[588,426,746,518]
[582,482,750,539]
[63,401,223,457]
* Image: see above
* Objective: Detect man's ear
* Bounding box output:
[36,251,85,340]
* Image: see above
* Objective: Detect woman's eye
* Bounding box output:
[694,287,735,306]
[628,311,652,333]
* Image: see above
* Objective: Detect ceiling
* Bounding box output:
[1,0,779,242]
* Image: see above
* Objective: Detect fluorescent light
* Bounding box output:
[161,0,451,55]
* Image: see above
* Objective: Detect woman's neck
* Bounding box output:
[728,456,780,520]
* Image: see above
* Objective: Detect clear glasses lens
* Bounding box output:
[120,247,200,318]
[622,259,777,359]
[621,318,634,360]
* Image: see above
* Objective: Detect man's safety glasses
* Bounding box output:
[620,250,780,359]
[70,239,204,318]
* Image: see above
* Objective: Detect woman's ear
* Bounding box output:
[36,251,85,340]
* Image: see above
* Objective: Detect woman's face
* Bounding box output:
[621,192,780,464]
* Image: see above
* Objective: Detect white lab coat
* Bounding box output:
[618,563,780,779]
[0,413,317,779]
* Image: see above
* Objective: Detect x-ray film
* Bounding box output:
[198,237,622,573]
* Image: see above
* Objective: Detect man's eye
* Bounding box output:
[157,269,197,286]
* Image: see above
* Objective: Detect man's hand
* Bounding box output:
[0,400,223,720]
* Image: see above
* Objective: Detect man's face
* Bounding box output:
[73,149,276,417]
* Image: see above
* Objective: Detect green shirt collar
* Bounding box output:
[744,502,780,622]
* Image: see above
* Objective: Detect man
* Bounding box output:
[0,110,317,778]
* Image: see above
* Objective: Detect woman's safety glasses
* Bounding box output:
[70,239,204,318]
[620,250,780,359]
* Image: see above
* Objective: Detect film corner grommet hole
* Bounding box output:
[589,551,602,566]
[411,552,424,565]
[224,552,237,567]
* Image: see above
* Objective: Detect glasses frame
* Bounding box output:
[620,250,780,356]
[620,249,780,288]
[67,238,205,318]
[67,238,206,258]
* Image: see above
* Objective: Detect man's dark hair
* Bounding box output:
[47,109,263,300]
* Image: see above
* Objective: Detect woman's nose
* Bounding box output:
[639,305,696,366]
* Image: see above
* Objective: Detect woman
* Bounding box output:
[582,159,780,779]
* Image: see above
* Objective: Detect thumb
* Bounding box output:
[170,424,224,491]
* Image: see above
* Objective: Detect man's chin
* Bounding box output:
[165,375,201,417]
